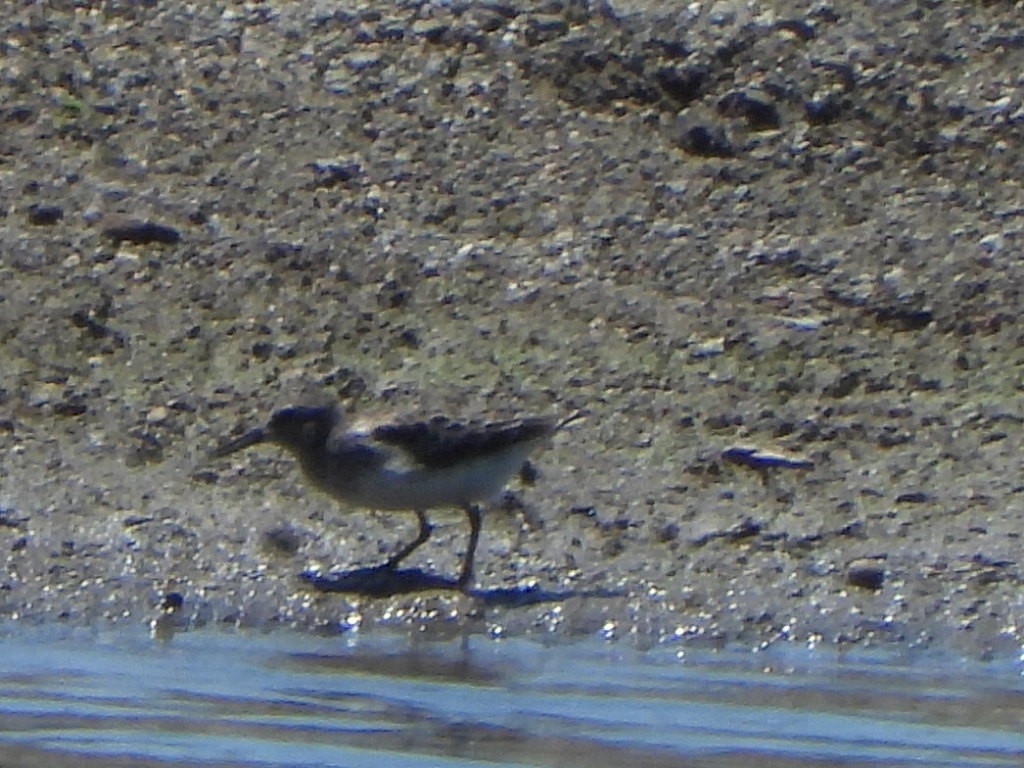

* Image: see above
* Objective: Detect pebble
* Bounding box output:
[147,406,169,424]
[103,217,181,245]
[847,559,886,590]
[27,203,64,225]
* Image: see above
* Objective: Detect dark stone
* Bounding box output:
[397,327,420,348]
[262,525,302,555]
[656,65,706,105]
[70,309,126,346]
[377,279,410,308]
[518,460,539,485]
[847,560,886,590]
[2,104,34,123]
[308,160,363,188]
[103,219,181,244]
[525,14,569,46]
[161,592,185,611]
[656,522,680,543]
[805,95,844,125]
[872,303,933,331]
[252,340,274,361]
[824,370,862,398]
[27,204,64,225]
[726,517,762,541]
[877,429,913,448]
[53,397,87,417]
[678,125,734,158]
[718,92,781,130]
[127,430,164,465]
[896,491,929,504]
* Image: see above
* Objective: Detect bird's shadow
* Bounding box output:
[301,566,623,608]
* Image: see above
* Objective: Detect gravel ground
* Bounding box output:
[1,0,1022,656]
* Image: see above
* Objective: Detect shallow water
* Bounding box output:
[0,626,1022,768]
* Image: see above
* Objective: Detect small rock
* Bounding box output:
[774,18,815,40]
[191,469,218,485]
[308,159,363,188]
[54,396,88,417]
[518,460,539,485]
[718,92,781,130]
[103,217,181,245]
[656,66,706,106]
[708,0,738,25]
[146,406,169,424]
[726,517,762,541]
[396,327,420,348]
[677,125,734,158]
[262,525,303,555]
[161,592,185,611]
[870,300,933,331]
[344,52,383,72]
[690,336,725,358]
[847,559,886,590]
[411,18,448,42]
[978,233,1003,253]
[656,522,680,543]
[469,9,508,33]
[2,103,34,123]
[877,429,913,448]
[896,491,929,504]
[525,14,569,45]
[28,383,62,407]
[27,203,64,225]
[127,430,164,466]
[805,95,844,125]
[252,340,273,361]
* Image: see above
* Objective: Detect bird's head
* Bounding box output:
[212,405,340,458]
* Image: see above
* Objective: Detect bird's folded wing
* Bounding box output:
[371,417,554,469]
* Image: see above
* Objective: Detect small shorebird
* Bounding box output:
[212,405,570,589]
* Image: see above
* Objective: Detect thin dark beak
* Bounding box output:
[210,427,266,458]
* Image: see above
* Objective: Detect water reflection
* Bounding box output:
[301,564,626,606]
[1,626,1022,767]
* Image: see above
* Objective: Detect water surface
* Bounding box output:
[1,626,1022,767]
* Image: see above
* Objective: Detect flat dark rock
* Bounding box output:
[102,219,181,244]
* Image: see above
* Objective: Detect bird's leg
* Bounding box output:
[383,509,432,570]
[457,504,482,590]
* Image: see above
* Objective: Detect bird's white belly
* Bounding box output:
[330,447,532,510]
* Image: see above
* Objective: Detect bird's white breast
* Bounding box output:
[328,442,535,511]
